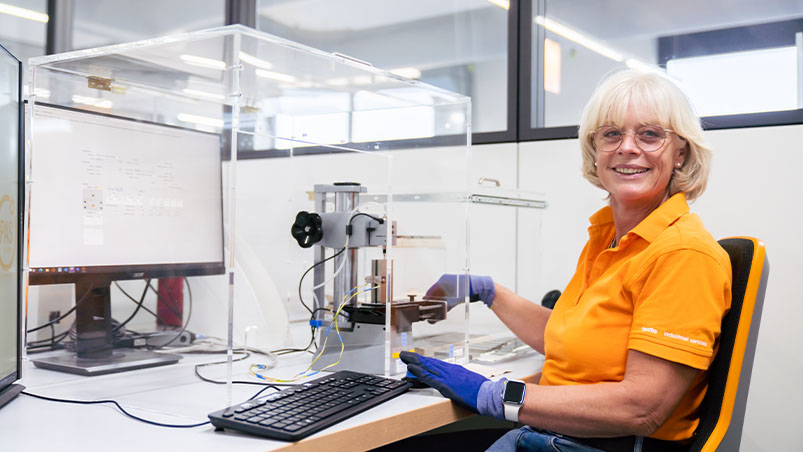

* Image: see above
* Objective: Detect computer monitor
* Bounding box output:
[27,104,225,376]
[0,43,23,408]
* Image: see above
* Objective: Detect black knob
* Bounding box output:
[291,211,324,248]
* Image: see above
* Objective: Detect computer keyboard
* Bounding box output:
[208,370,412,441]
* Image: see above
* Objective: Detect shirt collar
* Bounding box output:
[588,192,689,244]
[630,192,689,243]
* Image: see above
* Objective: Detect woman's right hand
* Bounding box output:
[423,273,496,309]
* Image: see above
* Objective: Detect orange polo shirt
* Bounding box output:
[539,193,731,441]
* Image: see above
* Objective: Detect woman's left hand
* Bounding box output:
[400,351,506,420]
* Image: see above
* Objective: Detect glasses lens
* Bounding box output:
[594,126,622,152]
[635,126,667,152]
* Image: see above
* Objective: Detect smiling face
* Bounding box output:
[595,106,687,212]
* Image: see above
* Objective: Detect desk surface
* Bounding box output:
[1,348,543,452]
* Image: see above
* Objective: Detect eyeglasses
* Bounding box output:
[591,125,680,153]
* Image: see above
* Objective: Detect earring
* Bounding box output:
[676,162,682,167]
[594,162,598,167]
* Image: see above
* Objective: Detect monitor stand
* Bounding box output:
[31,281,180,376]
[0,383,24,409]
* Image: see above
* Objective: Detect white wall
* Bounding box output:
[221,122,803,451]
[23,123,802,449]
[518,124,803,451]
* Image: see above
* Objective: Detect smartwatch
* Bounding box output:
[502,379,526,422]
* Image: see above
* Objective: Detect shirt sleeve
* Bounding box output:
[627,249,731,370]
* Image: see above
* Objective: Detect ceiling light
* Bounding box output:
[181,88,226,101]
[179,54,226,70]
[544,38,561,94]
[487,0,510,10]
[255,69,296,83]
[239,52,273,70]
[352,75,373,86]
[325,77,350,87]
[534,16,623,62]
[389,67,422,80]
[177,113,224,128]
[71,95,112,109]
[0,3,47,23]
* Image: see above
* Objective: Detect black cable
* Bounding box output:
[297,246,346,315]
[27,330,69,347]
[288,212,381,355]
[26,332,70,353]
[115,282,176,331]
[21,391,210,428]
[193,351,295,388]
[114,278,194,349]
[293,247,347,355]
[248,386,276,400]
[26,283,95,334]
[347,212,384,226]
[268,307,332,357]
[271,335,316,356]
[113,280,151,332]
[26,344,67,354]
[67,318,127,343]
[311,307,333,318]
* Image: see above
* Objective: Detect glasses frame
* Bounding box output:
[590,125,681,153]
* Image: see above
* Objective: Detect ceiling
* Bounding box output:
[255,0,803,38]
[9,1,802,55]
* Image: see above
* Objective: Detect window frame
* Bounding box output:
[43,0,803,150]
[517,0,803,142]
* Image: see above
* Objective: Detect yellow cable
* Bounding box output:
[250,284,378,383]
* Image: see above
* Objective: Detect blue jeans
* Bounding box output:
[485,426,610,452]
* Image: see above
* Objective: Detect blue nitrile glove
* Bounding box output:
[400,351,505,420]
[423,274,496,309]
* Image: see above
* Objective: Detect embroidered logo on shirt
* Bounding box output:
[640,326,708,347]
[664,331,708,347]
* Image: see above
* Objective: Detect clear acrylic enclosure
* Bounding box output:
[24,26,474,394]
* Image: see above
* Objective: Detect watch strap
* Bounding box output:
[503,402,521,422]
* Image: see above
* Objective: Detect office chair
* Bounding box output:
[688,237,769,452]
[541,290,561,309]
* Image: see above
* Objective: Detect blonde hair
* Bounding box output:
[578,69,712,201]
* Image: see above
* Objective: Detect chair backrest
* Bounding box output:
[688,237,769,452]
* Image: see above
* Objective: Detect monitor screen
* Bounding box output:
[0,43,22,405]
[26,104,224,375]
[28,105,225,283]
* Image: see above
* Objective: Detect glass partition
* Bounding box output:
[26,26,472,399]
[257,0,509,135]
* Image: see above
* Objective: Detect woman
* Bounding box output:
[400,69,732,452]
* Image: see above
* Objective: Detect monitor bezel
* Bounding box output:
[0,42,23,392]
[26,102,227,287]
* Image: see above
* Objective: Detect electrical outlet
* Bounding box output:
[48,310,61,323]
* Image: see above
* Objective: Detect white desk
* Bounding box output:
[0,349,543,452]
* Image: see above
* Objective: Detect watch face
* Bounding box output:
[503,381,526,403]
